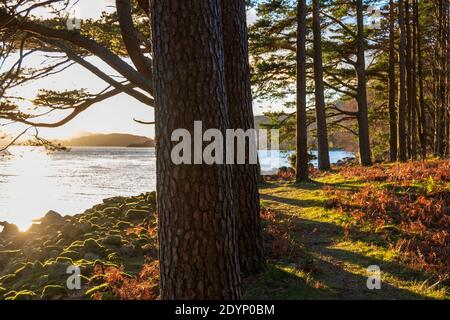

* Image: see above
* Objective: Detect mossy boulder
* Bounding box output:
[103,207,122,218]
[40,210,64,226]
[0,274,16,286]
[125,209,149,221]
[103,196,125,205]
[14,262,34,278]
[83,239,103,252]
[101,235,122,247]
[115,221,132,230]
[60,250,83,261]
[45,260,73,280]
[41,285,66,299]
[7,290,37,300]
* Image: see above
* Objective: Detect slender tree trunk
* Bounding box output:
[411,0,418,160]
[435,0,446,157]
[398,0,408,162]
[415,0,427,159]
[312,0,330,170]
[296,0,309,181]
[389,0,398,162]
[151,0,241,299]
[356,0,372,166]
[221,0,265,275]
[443,0,449,157]
[405,0,413,159]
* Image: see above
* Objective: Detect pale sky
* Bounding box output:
[1,1,269,141]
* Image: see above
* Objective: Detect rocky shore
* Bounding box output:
[0,192,157,300]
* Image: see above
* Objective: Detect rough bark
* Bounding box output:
[389,0,398,162]
[312,0,330,170]
[296,0,309,181]
[356,0,372,166]
[151,0,241,300]
[221,0,265,275]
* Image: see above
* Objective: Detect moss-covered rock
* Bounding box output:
[41,285,66,299]
[103,235,123,247]
[7,290,36,300]
[60,250,83,261]
[125,209,149,221]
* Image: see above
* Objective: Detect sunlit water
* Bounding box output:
[0,147,353,230]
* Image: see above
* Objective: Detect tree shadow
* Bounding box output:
[253,187,444,299]
[261,193,328,209]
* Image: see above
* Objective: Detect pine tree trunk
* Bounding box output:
[151,0,242,300]
[356,0,372,166]
[411,0,418,160]
[435,0,446,157]
[415,0,427,159]
[389,0,398,162]
[398,0,408,162]
[221,0,265,275]
[296,0,309,181]
[405,0,413,159]
[312,0,330,170]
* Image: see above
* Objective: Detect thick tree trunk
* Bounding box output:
[398,0,408,162]
[356,0,372,166]
[296,0,309,181]
[388,0,398,162]
[221,0,265,275]
[151,0,242,299]
[312,0,330,170]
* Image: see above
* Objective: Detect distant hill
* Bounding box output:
[61,133,155,148]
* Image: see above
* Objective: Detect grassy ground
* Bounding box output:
[245,169,449,300]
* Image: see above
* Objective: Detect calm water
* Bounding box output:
[0,147,353,230]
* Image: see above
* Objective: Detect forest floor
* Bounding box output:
[246,160,450,299]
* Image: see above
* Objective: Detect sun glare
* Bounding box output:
[0,148,59,230]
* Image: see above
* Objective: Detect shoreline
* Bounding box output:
[0,192,157,300]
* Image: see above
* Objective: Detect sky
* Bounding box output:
[1,0,267,141]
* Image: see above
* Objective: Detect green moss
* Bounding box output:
[102,235,123,247]
[41,285,67,299]
[125,209,149,220]
[85,283,111,298]
[7,290,37,300]
[60,250,83,261]
[103,207,122,218]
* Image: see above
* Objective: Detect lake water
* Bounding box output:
[0,147,354,230]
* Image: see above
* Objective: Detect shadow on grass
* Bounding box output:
[252,181,443,299]
[261,193,328,209]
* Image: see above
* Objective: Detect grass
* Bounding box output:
[245,166,449,300]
